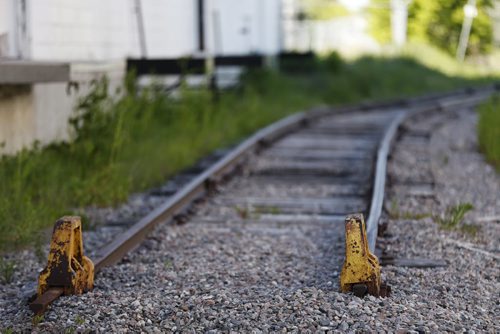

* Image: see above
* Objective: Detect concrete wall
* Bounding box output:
[28,0,198,61]
[0,0,18,58]
[0,86,34,153]
[206,0,281,55]
[281,0,300,52]
[141,0,198,58]
[26,0,280,60]
[0,0,285,60]
[0,83,77,154]
[0,0,9,56]
[29,0,135,60]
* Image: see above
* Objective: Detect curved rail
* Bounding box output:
[366,110,407,252]
[364,86,498,251]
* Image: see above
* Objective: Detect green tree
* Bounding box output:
[370,0,392,43]
[370,0,494,56]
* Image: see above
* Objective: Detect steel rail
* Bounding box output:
[29,84,499,314]
[365,87,498,251]
[366,110,407,252]
[93,111,310,270]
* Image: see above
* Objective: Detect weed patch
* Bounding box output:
[75,315,85,326]
[434,203,476,234]
[459,223,481,236]
[0,257,16,284]
[32,315,44,327]
[163,259,173,270]
[478,94,500,171]
[64,327,76,334]
[387,199,430,220]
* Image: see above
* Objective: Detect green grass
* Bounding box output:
[478,94,500,171]
[434,203,474,228]
[387,199,431,220]
[0,257,16,283]
[32,315,44,327]
[0,52,497,251]
[433,203,480,236]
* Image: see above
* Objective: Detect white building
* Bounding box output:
[0,0,281,61]
[0,0,282,154]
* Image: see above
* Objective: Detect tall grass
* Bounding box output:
[478,94,500,171]
[0,71,317,248]
[0,54,496,250]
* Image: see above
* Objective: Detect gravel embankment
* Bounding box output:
[1,106,498,333]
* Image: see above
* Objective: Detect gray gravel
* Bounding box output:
[383,105,499,333]
[1,106,499,333]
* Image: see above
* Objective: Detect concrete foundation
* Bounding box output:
[0,61,125,155]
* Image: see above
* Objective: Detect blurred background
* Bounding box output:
[1,0,499,154]
[0,0,499,249]
[0,0,498,62]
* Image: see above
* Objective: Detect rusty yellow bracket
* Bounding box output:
[340,214,389,297]
[30,216,94,314]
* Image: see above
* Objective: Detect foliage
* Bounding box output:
[478,94,500,170]
[370,0,392,43]
[302,0,350,20]
[64,327,76,334]
[0,53,497,250]
[323,51,344,73]
[0,257,16,283]
[399,42,499,76]
[279,52,321,73]
[434,203,474,229]
[388,199,431,220]
[75,315,85,326]
[434,202,480,236]
[370,0,494,57]
[32,315,44,327]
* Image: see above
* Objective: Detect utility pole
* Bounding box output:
[456,0,478,62]
[391,0,411,47]
[134,0,147,58]
[197,0,205,52]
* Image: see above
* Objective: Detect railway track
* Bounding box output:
[29,85,499,318]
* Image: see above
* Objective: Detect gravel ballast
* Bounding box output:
[1,106,499,333]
